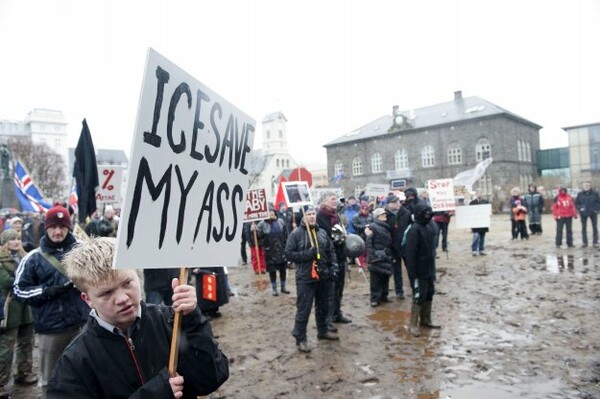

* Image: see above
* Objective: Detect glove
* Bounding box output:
[308,247,318,259]
[330,267,339,281]
[44,282,74,298]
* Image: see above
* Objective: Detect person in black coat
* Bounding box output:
[575,181,600,247]
[364,207,393,307]
[404,202,441,337]
[384,193,412,299]
[257,207,289,296]
[285,205,339,353]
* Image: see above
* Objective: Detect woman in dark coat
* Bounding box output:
[364,208,393,307]
[257,207,289,296]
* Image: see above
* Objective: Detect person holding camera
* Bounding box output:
[285,205,339,353]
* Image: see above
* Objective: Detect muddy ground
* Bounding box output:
[13,214,600,398]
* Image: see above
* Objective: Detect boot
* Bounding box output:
[410,304,421,337]
[271,283,278,296]
[280,281,290,294]
[420,301,441,329]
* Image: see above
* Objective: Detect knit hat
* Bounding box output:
[9,216,23,225]
[404,187,418,198]
[386,194,399,204]
[302,204,316,214]
[372,207,386,218]
[45,205,72,229]
[0,229,19,245]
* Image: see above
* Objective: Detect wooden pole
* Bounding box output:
[252,225,263,280]
[168,267,188,377]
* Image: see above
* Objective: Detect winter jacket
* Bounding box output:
[404,203,437,281]
[257,217,287,268]
[512,204,528,221]
[509,196,525,221]
[432,211,452,224]
[524,190,544,224]
[317,206,346,266]
[343,203,360,234]
[0,248,33,329]
[575,189,600,217]
[13,233,89,334]
[385,207,412,258]
[366,220,393,276]
[352,212,374,242]
[47,303,229,399]
[285,223,338,283]
[552,192,577,219]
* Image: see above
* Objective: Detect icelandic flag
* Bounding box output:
[333,171,344,185]
[14,161,52,212]
[69,182,79,217]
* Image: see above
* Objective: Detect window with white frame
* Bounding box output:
[371,152,383,173]
[352,157,363,176]
[477,174,492,196]
[395,148,408,170]
[421,145,435,168]
[526,141,531,162]
[475,138,492,161]
[518,140,523,161]
[334,160,343,175]
[447,143,462,165]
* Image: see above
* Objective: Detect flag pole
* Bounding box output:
[168,267,189,377]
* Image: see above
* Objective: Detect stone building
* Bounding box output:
[324,91,541,200]
[564,122,600,187]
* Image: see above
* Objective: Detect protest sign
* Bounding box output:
[96,165,123,204]
[244,188,269,222]
[114,48,255,269]
[364,183,390,198]
[282,181,312,206]
[427,178,456,212]
[454,204,492,229]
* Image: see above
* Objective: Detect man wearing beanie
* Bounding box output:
[13,205,89,398]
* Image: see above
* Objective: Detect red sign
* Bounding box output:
[244,189,269,222]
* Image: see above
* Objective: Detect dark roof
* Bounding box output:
[324,95,542,147]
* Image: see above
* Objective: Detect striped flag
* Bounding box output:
[13,161,52,212]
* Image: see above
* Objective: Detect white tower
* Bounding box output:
[262,111,289,156]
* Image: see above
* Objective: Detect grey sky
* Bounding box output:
[1,0,598,165]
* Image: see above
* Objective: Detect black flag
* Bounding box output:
[73,119,99,222]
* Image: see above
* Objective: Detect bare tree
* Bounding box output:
[7,138,67,201]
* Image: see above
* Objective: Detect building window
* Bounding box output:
[286,159,290,168]
[447,143,462,165]
[526,141,531,162]
[421,145,435,168]
[266,130,270,139]
[475,139,492,161]
[371,153,383,173]
[352,157,363,176]
[334,160,343,175]
[279,129,283,138]
[477,174,492,196]
[395,148,408,170]
[517,140,523,161]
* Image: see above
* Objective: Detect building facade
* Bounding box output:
[324,91,541,200]
[564,122,600,187]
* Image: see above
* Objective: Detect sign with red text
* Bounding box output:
[427,178,456,212]
[244,189,269,222]
[96,165,123,204]
[114,48,255,269]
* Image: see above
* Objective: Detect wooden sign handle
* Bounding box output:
[168,267,188,377]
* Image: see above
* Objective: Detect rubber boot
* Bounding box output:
[420,301,441,329]
[280,281,290,294]
[410,304,421,337]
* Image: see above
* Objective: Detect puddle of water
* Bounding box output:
[440,378,565,399]
[368,308,411,333]
[545,254,592,273]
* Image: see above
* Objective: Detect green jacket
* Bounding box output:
[0,249,33,329]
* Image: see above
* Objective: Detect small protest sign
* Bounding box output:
[282,181,312,206]
[364,183,390,198]
[427,178,456,212]
[244,189,269,222]
[114,49,255,269]
[96,165,123,204]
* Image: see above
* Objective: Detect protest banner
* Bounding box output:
[454,204,492,229]
[114,48,255,270]
[427,178,456,212]
[282,181,312,206]
[244,188,269,222]
[96,165,123,204]
[364,183,390,198]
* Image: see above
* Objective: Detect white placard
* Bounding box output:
[454,204,492,229]
[282,181,312,206]
[114,49,255,269]
[96,165,123,204]
[364,183,390,198]
[427,178,455,212]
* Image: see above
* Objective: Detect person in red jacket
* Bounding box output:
[552,185,578,248]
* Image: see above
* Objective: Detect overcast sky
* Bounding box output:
[1,0,598,166]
